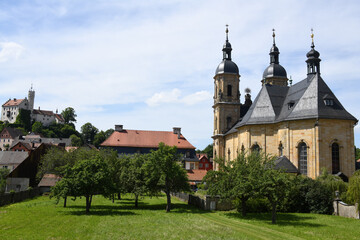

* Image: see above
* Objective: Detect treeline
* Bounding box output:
[202,153,360,224]
[38,143,190,213]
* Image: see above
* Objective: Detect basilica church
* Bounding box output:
[212,28,357,179]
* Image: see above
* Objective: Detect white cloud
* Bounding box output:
[0,42,24,62]
[146,89,211,107]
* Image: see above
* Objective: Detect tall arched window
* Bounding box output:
[226,116,232,129]
[227,148,231,161]
[251,144,260,153]
[227,85,232,96]
[298,142,308,175]
[332,143,340,174]
[278,142,283,156]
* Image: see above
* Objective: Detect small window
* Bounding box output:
[227,85,232,96]
[251,144,260,153]
[324,99,334,106]
[288,102,295,109]
[226,116,232,129]
[205,163,209,168]
[199,163,203,168]
[190,163,195,170]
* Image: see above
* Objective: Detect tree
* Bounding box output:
[145,143,190,212]
[70,134,82,147]
[81,122,98,144]
[260,161,291,224]
[32,121,43,133]
[196,144,213,158]
[60,124,77,138]
[0,168,10,193]
[347,170,360,212]
[51,149,113,213]
[119,154,149,207]
[93,131,107,148]
[204,153,264,217]
[15,109,31,132]
[61,107,77,124]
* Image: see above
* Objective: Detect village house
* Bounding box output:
[0,127,24,151]
[100,125,198,164]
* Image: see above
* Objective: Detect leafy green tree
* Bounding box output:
[260,163,291,224]
[119,154,149,207]
[347,170,360,212]
[32,121,43,133]
[317,168,348,198]
[51,149,113,213]
[60,124,77,138]
[0,168,10,193]
[15,109,31,132]
[81,122,98,144]
[70,134,82,147]
[61,107,77,124]
[145,143,190,212]
[93,131,107,148]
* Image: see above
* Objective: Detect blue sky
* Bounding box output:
[0,0,359,150]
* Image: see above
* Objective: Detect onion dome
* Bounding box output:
[215,25,239,75]
[262,29,287,79]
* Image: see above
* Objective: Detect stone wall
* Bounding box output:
[333,201,359,219]
[172,192,233,211]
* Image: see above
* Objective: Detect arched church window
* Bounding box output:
[298,142,308,175]
[226,116,232,129]
[227,148,231,161]
[332,143,340,174]
[215,117,217,130]
[227,85,232,96]
[251,144,260,153]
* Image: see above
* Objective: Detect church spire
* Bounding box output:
[269,29,280,64]
[222,24,232,60]
[306,28,321,75]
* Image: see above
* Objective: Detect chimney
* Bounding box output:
[38,106,40,110]
[173,127,181,139]
[115,125,123,132]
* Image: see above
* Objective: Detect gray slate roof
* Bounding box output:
[227,74,357,134]
[0,151,29,165]
[274,156,298,173]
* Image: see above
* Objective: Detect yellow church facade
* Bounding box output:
[213,29,357,179]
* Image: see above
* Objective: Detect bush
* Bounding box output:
[279,175,333,214]
[235,197,270,213]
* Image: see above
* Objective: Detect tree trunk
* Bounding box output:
[112,194,114,203]
[86,195,90,214]
[63,196,67,208]
[90,195,93,206]
[135,194,139,208]
[118,193,121,200]
[241,198,247,217]
[166,191,171,212]
[271,202,277,224]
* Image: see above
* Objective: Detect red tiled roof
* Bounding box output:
[38,174,61,187]
[55,114,64,122]
[100,130,195,149]
[187,169,208,181]
[3,99,25,107]
[32,109,54,116]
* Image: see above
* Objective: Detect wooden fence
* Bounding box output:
[0,187,40,207]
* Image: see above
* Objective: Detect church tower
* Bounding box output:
[306,29,321,75]
[213,26,241,160]
[28,85,35,111]
[262,29,288,86]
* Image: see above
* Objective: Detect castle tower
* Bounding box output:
[28,85,35,111]
[262,29,288,86]
[212,26,241,161]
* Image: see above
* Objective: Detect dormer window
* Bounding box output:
[288,101,295,110]
[324,99,334,106]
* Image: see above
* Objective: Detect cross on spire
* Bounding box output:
[272,28,276,45]
[225,24,229,41]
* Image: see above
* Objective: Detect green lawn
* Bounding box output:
[0,195,359,240]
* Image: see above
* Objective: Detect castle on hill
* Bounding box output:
[1,87,64,126]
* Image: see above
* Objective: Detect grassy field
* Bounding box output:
[0,195,359,240]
